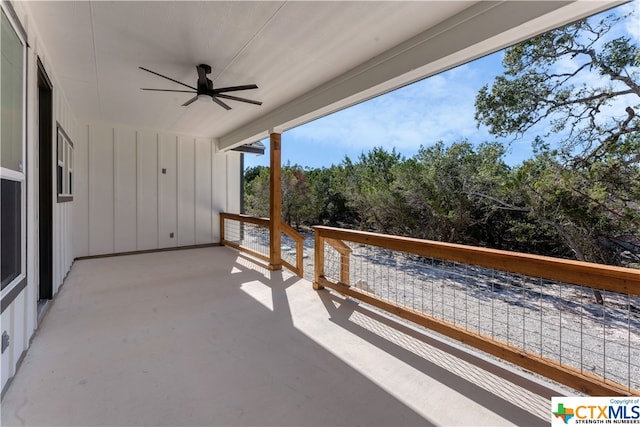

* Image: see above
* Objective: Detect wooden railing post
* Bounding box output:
[296,237,304,278]
[340,253,349,285]
[326,238,351,285]
[313,228,324,290]
[269,132,282,270]
[220,215,225,243]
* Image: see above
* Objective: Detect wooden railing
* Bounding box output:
[313,225,640,396]
[281,221,305,277]
[220,212,270,263]
[220,212,304,277]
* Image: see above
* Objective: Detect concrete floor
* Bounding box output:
[1,247,562,426]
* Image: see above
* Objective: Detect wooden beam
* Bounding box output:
[326,238,351,285]
[313,234,325,290]
[222,240,270,265]
[269,133,282,270]
[314,226,640,295]
[325,238,352,255]
[220,212,270,228]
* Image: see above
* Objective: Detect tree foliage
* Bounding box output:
[474,10,640,265]
[475,11,639,167]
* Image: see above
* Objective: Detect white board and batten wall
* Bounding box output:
[73,123,242,258]
[1,2,76,394]
[2,3,241,395]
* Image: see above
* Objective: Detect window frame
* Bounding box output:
[0,1,28,301]
[56,123,73,203]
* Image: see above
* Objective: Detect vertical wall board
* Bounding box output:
[81,126,220,254]
[212,151,227,242]
[52,119,59,286]
[114,128,137,252]
[52,199,59,288]
[53,86,76,281]
[55,205,62,290]
[158,134,177,248]
[67,203,73,268]
[11,292,25,377]
[195,139,213,244]
[22,271,32,358]
[73,125,90,257]
[24,48,38,339]
[54,205,64,292]
[177,137,196,246]
[88,124,115,255]
[1,306,14,391]
[226,153,241,214]
[137,130,159,251]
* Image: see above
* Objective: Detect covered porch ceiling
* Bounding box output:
[23,1,623,150]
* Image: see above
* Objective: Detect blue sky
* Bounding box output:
[244,2,639,170]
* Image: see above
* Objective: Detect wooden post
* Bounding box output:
[313,229,324,290]
[340,253,350,285]
[269,132,282,270]
[325,238,351,285]
[296,232,304,278]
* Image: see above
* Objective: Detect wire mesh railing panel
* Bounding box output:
[222,217,270,259]
[321,240,640,393]
[281,232,298,269]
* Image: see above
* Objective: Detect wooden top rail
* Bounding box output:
[220,212,270,228]
[281,221,304,245]
[314,226,640,296]
[326,238,352,256]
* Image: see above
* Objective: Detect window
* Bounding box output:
[56,124,73,202]
[0,4,26,294]
[1,179,21,289]
[1,9,23,174]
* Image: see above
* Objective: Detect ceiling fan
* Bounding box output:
[139,64,262,110]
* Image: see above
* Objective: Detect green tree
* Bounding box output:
[306,165,354,226]
[475,10,640,267]
[244,166,268,184]
[475,11,639,166]
[244,166,270,217]
[394,141,512,244]
[343,147,409,233]
[243,164,316,229]
[281,164,314,229]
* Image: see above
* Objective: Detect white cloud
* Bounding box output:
[288,65,497,154]
[619,1,640,42]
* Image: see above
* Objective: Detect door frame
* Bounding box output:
[37,58,53,302]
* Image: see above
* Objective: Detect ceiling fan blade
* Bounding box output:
[139,67,196,90]
[213,84,258,93]
[182,96,199,107]
[215,93,263,106]
[212,96,232,110]
[142,88,197,93]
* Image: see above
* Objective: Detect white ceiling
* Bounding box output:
[23,1,623,149]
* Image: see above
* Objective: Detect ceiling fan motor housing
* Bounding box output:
[198,64,212,74]
[197,64,213,94]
